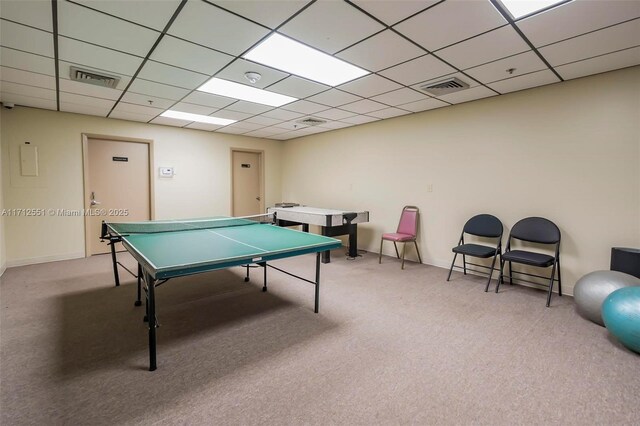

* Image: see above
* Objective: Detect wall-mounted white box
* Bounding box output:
[20,144,38,176]
[159,167,174,178]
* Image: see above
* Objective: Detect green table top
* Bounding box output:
[106,219,342,279]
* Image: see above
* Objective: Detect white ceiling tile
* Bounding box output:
[281,100,329,114]
[168,0,269,55]
[306,89,362,107]
[336,30,425,72]
[0,92,56,110]
[279,0,385,54]
[317,120,354,129]
[151,35,234,76]
[113,101,164,116]
[340,98,387,114]
[109,110,156,123]
[436,85,497,104]
[182,91,236,109]
[0,20,53,57]
[487,69,560,94]
[315,108,357,120]
[0,66,55,89]
[226,100,273,114]
[394,0,506,51]
[222,121,264,131]
[261,108,304,120]
[0,0,52,31]
[137,61,208,89]
[59,102,111,117]
[0,47,55,76]
[59,92,116,109]
[378,54,455,86]
[211,1,307,29]
[517,0,640,48]
[185,122,224,131]
[171,102,217,116]
[367,107,413,119]
[245,115,281,126]
[556,46,640,80]
[216,59,289,89]
[58,73,125,99]
[0,81,56,100]
[351,0,440,26]
[58,37,143,77]
[539,19,640,66]
[370,87,427,106]
[216,125,251,134]
[272,119,304,130]
[337,74,404,99]
[58,1,159,56]
[340,114,380,124]
[267,76,330,98]
[464,51,548,84]
[244,127,285,138]
[120,92,175,109]
[210,108,254,121]
[269,131,299,140]
[128,78,190,100]
[150,116,188,127]
[437,25,530,70]
[398,97,448,112]
[73,0,182,31]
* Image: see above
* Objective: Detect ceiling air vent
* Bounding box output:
[295,117,327,126]
[70,66,120,88]
[419,77,469,96]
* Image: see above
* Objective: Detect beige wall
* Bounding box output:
[0,107,5,276]
[0,108,283,266]
[281,66,640,295]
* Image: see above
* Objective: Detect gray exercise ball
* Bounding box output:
[574,270,640,326]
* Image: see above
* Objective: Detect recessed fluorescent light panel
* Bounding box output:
[160,110,236,126]
[197,77,297,107]
[244,33,370,86]
[499,0,571,19]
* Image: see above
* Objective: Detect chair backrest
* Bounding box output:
[397,206,419,237]
[509,217,560,244]
[463,214,503,238]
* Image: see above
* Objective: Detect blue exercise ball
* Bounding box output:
[574,270,640,326]
[602,286,640,354]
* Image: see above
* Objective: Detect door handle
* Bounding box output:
[90,191,101,206]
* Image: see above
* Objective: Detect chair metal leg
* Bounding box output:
[546,261,558,307]
[484,254,498,293]
[401,242,406,269]
[508,261,513,285]
[447,253,458,281]
[414,241,422,264]
[379,238,384,264]
[393,242,400,259]
[557,258,562,296]
[496,258,505,293]
[462,255,467,274]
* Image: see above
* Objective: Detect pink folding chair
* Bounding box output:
[379,205,423,269]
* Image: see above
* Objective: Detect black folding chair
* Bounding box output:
[446,214,503,292]
[497,217,562,307]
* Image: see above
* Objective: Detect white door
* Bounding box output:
[232,150,262,217]
[85,138,150,255]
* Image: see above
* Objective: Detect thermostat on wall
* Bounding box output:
[159,167,174,178]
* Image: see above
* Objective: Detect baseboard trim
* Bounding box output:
[6,252,85,268]
[0,262,6,278]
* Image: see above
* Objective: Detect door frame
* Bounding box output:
[230,148,265,216]
[81,133,155,257]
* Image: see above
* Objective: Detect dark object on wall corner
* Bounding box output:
[610,247,640,279]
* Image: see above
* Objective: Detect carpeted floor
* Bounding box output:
[1,250,638,425]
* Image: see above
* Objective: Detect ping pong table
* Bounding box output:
[102,215,341,371]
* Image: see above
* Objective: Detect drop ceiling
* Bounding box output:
[1,0,638,140]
